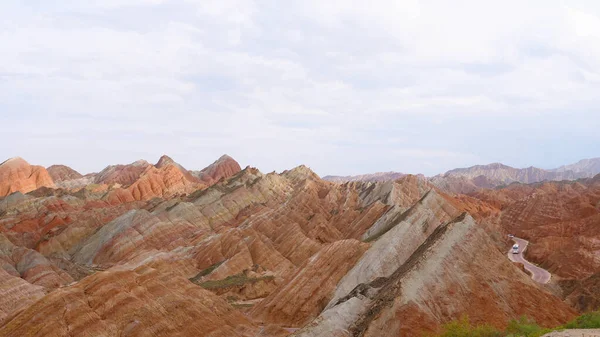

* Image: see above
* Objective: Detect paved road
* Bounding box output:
[542,329,600,337]
[507,237,551,284]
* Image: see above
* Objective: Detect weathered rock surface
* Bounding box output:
[0,233,73,288]
[295,214,575,337]
[94,160,152,186]
[0,266,259,337]
[0,268,45,326]
[192,154,242,185]
[47,165,83,182]
[251,239,368,326]
[0,155,590,336]
[0,158,55,197]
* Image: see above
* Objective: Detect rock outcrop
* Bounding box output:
[295,214,575,337]
[0,155,587,336]
[47,165,83,182]
[0,266,260,337]
[192,154,242,185]
[94,160,152,186]
[0,157,55,197]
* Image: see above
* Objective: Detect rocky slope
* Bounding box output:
[94,160,152,186]
[192,154,242,185]
[294,213,575,337]
[47,165,83,182]
[0,157,55,197]
[439,174,600,314]
[0,155,585,336]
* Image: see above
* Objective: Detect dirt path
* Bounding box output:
[507,237,551,284]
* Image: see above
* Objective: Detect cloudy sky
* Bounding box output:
[1,0,599,176]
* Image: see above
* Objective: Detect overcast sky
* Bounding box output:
[1,0,599,176]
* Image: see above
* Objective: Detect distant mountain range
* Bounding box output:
[323,172,411,183]
[323,158,600,194]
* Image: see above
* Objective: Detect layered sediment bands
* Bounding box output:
[193,154,242,185]
[0,155,588,335]
[495,179,600,279]
[251,239,368,326]
[0,267,259,337]
[0,268,45,325]
[0,157,55,197]
[295,214,575,337]
[72,209,198,267]
[331,190,459,306]
[0,234,73,288]
[47,165,83,182]
[104,165,205,203]
[94,160,152,186]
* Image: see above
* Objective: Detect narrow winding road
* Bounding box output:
[507,237,551,284]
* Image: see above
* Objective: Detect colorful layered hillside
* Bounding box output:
[0,157,55,197]
[0,155,582,336]
[192,154,242,185]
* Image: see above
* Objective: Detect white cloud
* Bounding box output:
[1,0,600,176]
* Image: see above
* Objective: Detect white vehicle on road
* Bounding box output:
[512,244,519,254]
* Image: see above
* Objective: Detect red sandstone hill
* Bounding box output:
[47,165,83,182]
[0,157,55,197]
[0,155,579,336]
[192,154,242,185]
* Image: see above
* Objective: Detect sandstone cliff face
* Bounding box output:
[0,158,55,197]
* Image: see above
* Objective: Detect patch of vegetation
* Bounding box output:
[226,295,240,303]
[189,261,225,283]
[504,317,553,337]
[197,273,275,290]
[85,184,102,191]
[437,316,501,337]
[435,312,600,337]
[563,311,600,329]
[231,303,255,309]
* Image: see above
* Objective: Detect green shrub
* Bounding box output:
[563,311,600,329]
[505,316,551,337]
[438,316,502,337]
[436,311,600,337]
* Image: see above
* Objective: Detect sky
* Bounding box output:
[1,0,599,177]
